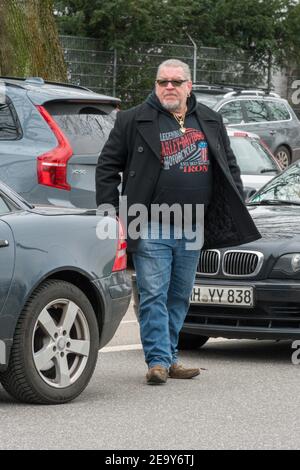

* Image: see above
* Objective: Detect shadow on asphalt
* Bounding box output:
[186,339,296,364]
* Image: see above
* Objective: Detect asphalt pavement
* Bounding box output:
[0,300,300,450]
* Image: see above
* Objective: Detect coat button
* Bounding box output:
[137,146,144,153]
[129,170,136,177]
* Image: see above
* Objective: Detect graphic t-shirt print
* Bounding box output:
[160,128,209,173]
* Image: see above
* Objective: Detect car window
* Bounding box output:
[45,102,117,155]
[267,101,291,121]
[244,100,269,123]
[0,194,12,214]
[229,136,279,175]
[251,163,300,203]
[0,103,18,140]
[218,100,243,124]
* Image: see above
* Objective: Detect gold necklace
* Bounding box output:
[172,111,186,134]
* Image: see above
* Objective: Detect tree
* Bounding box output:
[213,0,300,68]
[54,0,217,49]
[0,0,67,80]
[55,0,300,67]
[54,0,300,106]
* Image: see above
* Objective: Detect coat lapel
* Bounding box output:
[136,104,161,160]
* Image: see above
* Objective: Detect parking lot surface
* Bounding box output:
[0,300,299,450]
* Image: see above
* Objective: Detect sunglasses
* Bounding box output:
[156,79,188,87]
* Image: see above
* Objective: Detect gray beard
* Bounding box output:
[161,100,181,112]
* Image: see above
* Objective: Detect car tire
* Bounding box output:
[274,145,291,169]
[0,280,99,405]
[178,333,209,350]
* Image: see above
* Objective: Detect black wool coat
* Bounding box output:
[95,101,261,252]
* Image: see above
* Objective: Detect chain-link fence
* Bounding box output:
[60,36,116,95]
[60,35,267,108]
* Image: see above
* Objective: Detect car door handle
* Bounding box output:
[269,130,277,135]
[0,240,9,247]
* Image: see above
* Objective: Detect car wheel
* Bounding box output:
[0,280,99,405]
[178,333,209,350]
[274,146,291,169]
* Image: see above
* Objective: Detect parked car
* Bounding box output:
[227,128,281,199]
[0,76,120,208]
[132,160,300,349]
[0,181,131,404]
[180,160,300,348]
[193,84,300,169]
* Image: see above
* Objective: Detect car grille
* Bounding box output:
[198,250,220,275]
[222,250,263,276]
[198,250,263,276]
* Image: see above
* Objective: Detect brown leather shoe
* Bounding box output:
[146,365,168,384]
[169,363,200,379]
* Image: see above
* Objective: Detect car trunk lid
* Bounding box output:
[36,99,118,207]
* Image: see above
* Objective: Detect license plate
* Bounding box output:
[190,285,254,307]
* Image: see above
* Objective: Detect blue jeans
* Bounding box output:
[132,223,201,369]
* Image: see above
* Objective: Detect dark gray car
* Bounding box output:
[0,182,131,404]
[0,77,120,208]
[193,85,300,169]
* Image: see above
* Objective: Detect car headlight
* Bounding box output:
[292,254,300,272]
[271,253,300,277]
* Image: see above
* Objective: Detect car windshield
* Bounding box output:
[229,136,279,175]
[194,93,225,107]
[249,162,300,204]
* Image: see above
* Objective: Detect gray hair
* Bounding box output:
[156,59,192,80]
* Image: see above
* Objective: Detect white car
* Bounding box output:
[227,128,282,199]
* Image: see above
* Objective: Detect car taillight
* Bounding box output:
[36,105,73,191]
[260,139,272,154]
[112,218,127,272]
[232,131,248,138]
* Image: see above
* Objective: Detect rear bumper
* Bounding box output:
[94,271,132,349]
[182,278,300,340]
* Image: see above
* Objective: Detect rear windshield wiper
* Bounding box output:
[248,199,300,206]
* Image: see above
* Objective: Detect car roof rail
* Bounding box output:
[0,76,93,92]
[192,82,281,98]
[25,77,45,86]
[192,82,234,92]
[223,89,280,98]
[38,79,93,92]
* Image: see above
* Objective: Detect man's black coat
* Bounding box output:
[95,100,261,251]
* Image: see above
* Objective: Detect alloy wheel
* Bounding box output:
[32,298,90,388]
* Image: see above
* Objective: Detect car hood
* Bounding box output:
[248,205,300,239]
[239,204,300,255]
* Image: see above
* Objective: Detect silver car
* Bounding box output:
[227,128,282,199]
[0,77,120,208]
[194,85,300,169]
